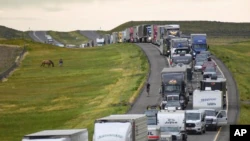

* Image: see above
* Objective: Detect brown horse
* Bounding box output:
[41,60,54,67]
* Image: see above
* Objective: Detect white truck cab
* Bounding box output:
[185,110,206,134]
[199,109,228,131]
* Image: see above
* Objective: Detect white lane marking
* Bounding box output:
[212,59,228,141]
[213,127,222,141]
[33,31,44,42]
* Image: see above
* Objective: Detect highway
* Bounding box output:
[79,30,100,46]
[130,43,238,141]
[53,30,238,141]
[28,31,62,45]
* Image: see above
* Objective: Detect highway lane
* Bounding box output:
[29,31,62,45]
[150,44,232,141]
[79,30,100,46]
[127,43,167,114]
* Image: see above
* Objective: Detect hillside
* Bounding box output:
[98,21,250,37]
[0,44,23,73]
[0,26,31,40]
[48,30,89,46]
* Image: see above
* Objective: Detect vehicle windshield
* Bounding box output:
[195,61,204,66]
[196,57,207,61]
[205,110,216,116]
[186,113,200,120]
[193,44,207,49]
[147,117,157,125]
[164,85,181,92]
[160,126,179,132]
[173,42,188,48]
[174,49,190,54]
[97,42,104,44]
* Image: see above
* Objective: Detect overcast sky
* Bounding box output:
[0,0,249,31]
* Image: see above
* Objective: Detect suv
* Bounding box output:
[185,110,206,134]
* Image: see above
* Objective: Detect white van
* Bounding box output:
[185,110,206,134]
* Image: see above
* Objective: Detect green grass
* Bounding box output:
[0,26,31,40]
[48,31,89,46]
[209,38,250,124]
[0,39,148,141]
[98,21,250,37]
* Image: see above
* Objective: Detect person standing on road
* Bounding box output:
[146,82,151,97]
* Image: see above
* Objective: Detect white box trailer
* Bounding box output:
[192,89,224,110]
[93,114,148,141]
[157,109,186,131]
[22,129,88,141]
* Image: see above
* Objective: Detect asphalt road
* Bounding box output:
[129,43,238,141]
[127,43,167,114]
[28,31,61,45]
[79,30,100,46]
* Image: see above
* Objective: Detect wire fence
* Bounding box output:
[0,46,26,81]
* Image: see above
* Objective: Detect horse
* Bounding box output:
[41,60,54,67]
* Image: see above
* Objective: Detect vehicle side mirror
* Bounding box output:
[159,88,162,94]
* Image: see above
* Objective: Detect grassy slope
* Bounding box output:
[0,45,23,73]
[98,21,250,37]
[0,39,148,141]
[48,31,89,46]
[0,26,30,40]
[209,38,250,124]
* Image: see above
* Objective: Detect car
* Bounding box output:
[202,66,217,78]
[194,61,204,72]
[200,51,211,57]
[160,125,184,141]
[196,53,208,60]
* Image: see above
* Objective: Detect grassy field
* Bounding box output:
[0,26,30,40]
[48,31,89,46]
[209,38,250,124]
[0,39,148,141]
[0,45,23,73]
[98,21,250,37]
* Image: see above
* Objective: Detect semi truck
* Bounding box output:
[159,67,193,104]
[151,25,158,44]
[93,114,148,141]
[118,32,123,43]
[129,27,134,42]
[22,129,88,141]
[157,108,187,141]
[96,37,105,46]
[104,34,111,44]
[169,38,189,59]
[146,25,152,42]
[137,24,151,42]
[164,24,181,37]
[190,34,209,59]
[156,26,165,46]
[133,26,139,43]
[45,35,53,44]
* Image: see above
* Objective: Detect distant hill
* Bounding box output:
[98,21,250,37]
[0,26,31,40]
